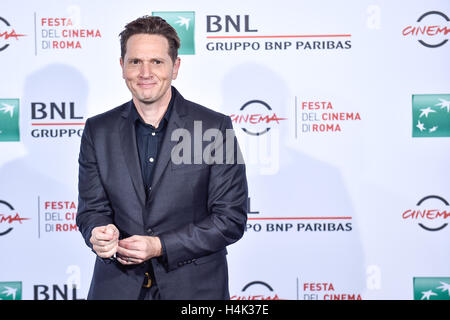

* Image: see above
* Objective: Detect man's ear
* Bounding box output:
[172,57,181,80]
[120,57,125,79]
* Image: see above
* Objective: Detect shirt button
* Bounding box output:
[149,157,154,163]
[152,132,156,136]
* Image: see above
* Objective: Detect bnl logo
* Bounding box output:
[0,98,20,141]
[414,278,450,300]
[412,94,450,137]
[0,282,22,300]
[152,11,195,55]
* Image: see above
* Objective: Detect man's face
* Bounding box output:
[120,34,180,106]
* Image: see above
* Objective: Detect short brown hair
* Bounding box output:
[119,15,180,63]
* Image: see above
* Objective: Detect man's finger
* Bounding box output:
[105,224,117,235]
[94,246,116,258]
[116,244,144,260]
[106,224,119,236]
[94,241,117,253]
[116,245,133,256]
[118,240,145,252]
[116,253,143,265]
[93,230,115,241]
[92,238,115,246]
[117,255,134,265]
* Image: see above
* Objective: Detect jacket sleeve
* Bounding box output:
[159,116,248,271]
[76,118,115,250]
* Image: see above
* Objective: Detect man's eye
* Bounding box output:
[130,59,140,65]
[153,60,162,65]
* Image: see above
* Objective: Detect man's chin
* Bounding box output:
[134,94,158,105]
[131,87,171,106]
[137,97,156,105]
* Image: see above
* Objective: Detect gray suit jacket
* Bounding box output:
[76,87,248,299]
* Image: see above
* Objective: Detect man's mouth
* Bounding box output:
[137,82,157,89]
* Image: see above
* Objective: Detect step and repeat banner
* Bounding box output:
[1,0,449,300]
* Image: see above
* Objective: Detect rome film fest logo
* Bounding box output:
[403,11,450,48]
[0,200,29,236]
[296,99,362,136]
[36,13,102,53]
[0,17,26,52]
[38,199,78,237]
[302,281,362,300]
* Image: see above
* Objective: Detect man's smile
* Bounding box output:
[137,82,157,89]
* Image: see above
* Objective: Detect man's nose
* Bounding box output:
[139,62,153,78]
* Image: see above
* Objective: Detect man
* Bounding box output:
[76,16,248,300]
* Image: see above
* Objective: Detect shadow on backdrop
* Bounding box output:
[222,62,365,298]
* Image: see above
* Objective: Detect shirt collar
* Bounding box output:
[131,86,176,131]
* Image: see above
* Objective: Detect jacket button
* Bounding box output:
[146,228,154,235]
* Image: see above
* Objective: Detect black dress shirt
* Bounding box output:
[130,88,175,269]
[131,88,175,196]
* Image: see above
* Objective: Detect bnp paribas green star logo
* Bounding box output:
[412,94,450,137]
[414,277,450,300]
[0,98,20,142]
[0,282,22,300]
[152,11,195,55]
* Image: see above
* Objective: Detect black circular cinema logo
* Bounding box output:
[416,195,448,231]
[402,195,449,232]
[231,280,283,300]
[0,200,29,236]
[230,100,287,136]
[0,17,26,52]
[402,11,450,48]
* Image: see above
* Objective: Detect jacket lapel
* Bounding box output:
[150,89,187,192]
[119,101,146,206]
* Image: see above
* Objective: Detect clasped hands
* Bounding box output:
[90,224,162,265]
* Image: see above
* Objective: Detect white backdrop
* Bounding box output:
[1,0,449,300]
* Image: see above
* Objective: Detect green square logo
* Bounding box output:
[412,94,450,137]
[0,281,22,300]
[0,98,20,141]
[413,277,450,300]
[152,11,195,55]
